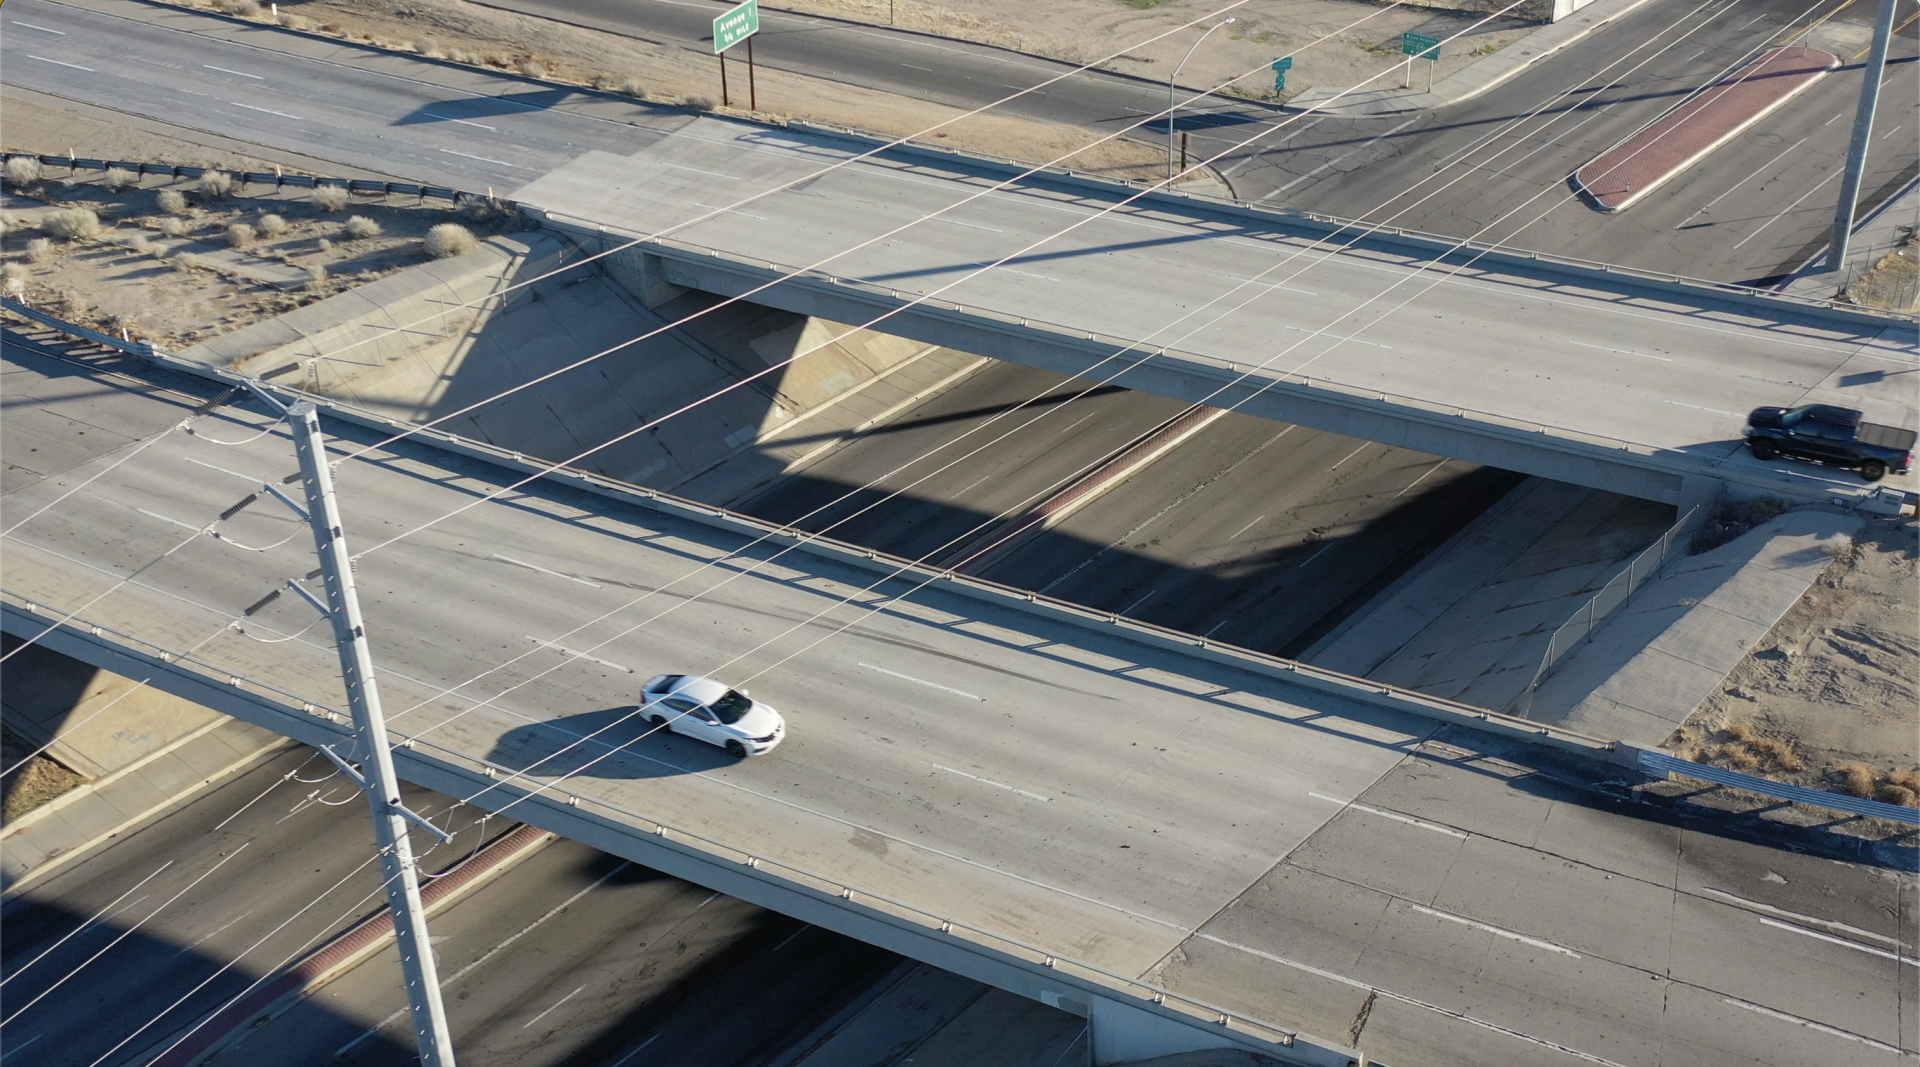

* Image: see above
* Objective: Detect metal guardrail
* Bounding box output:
[1637,749,1920,825]
[0,594,1312,1054]
[1,152,485,208]
[1510,505,1699,716]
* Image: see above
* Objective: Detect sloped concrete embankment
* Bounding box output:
[180,231,945,488]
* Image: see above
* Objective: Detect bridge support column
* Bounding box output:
[1088,996,1363,1067]
[599,244,688,308]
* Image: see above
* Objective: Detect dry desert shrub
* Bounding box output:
[521,60,548,79]
[1888,768,1920,793]
[1747,737,1805,773]
[415,36,443,57]
[686,94,717,110]
[45,208,100,241]
[3,262,31,297]
[1834,762,1876,798]
[160,217,187,238]
[105,167,139,192]
[1880,785,1918,807]
[6,156,43,189]
[227,222,256,248]
[344,215,383,240]
[312,185,350,212]
[220,0,262,16]
[26,237,54,263]
[305,264,328,290]
[620,78,648,98]
[198,171,235,200]
[1721,722,1754,743]
[118,233,152,256]
[258,213,289,237]
[158,189,189,216]
[423,223,476,259]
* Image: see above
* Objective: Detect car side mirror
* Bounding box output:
[739,688,750,697]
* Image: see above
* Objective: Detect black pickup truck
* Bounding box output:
[1744,404,1916,481]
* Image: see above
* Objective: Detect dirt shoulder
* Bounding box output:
[1674,515,1919,812]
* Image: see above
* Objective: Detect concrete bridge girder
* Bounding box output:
[617,242,1741,509]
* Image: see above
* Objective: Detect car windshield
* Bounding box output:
[711,689,753,724]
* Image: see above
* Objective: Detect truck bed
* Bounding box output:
[1857,421,1918,452]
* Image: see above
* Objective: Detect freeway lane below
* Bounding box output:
[2,336,1912,1066]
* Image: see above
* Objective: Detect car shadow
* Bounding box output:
[483,705,739,782]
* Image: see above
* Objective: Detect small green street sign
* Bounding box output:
[713,0,759,54]
[1402,32,1440,60]
[1272,55,1292,91]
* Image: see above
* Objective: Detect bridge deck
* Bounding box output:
[2,336,1909,1067]
[516,118,1916,499]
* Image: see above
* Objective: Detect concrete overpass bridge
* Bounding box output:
[3,332,1911,1067]
[518,118,1917,510]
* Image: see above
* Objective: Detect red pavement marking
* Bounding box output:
[1575,46,1838,213]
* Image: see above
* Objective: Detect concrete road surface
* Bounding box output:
[3,328,1913,1067]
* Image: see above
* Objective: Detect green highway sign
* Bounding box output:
[713,0,759,54]
[1402,32,1440,60]
[1272,55,1292,91]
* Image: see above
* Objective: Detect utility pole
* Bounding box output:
[1827,0,1897,275]
[287,401,456,1067]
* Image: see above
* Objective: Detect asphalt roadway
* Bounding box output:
[0,741,904,1067]
[3,331,1913,1067]
[468,0,1915,283]
[740,361,1517,656]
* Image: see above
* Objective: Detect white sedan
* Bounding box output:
[639,674,787,757]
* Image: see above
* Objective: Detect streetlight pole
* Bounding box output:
[1168,19,1234,182]
[1827,0,1897,277]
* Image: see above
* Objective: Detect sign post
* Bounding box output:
[713,0,760,109]
[1271,55,1293,93]
[1402,32,1439,91]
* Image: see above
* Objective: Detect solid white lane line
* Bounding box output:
[1664,400,1739,416]
[1721,996,1905,1053]
[11,21,67,33]
[1296,542,1335,569]
[608,1034,661,1067]
[1758,917,1919,965]
[231,101,302,120]
[933,764,1051,802]
[1195,935,1630,1067]
[526,636,631,673]
[1308,792,1467,838]
[1676,138,1806,228]
[522,984,586,1028]
[661,162,738,180]
[690,200,767,219]
[1121,586,1158,616]
[420,110,498,130]
[1264,117,1419,198]
[1698,887,1908,947]
[1327,443,1368,470]
[1227,276,1316,296]
[929,215,1003,232]
[203,63,261,79]
[27,55,93,71]
[438,147,521,168]
[137,508,204,532]
[859,662,984,701]
[771,924,810,952]
[184,457,270,483]
[1410,904,1581,957]
[900,63,934,71]
[1228,515,1265,541]
[169,911,253,958]
[1732,168,1842,249]
[1570,341,1671,361]
[1394,459,1449,499]
[999,267,1057,281]
[336,860,632,1054]
[494,553,602,588]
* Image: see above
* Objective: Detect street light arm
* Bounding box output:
[1169,19,1235,180]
